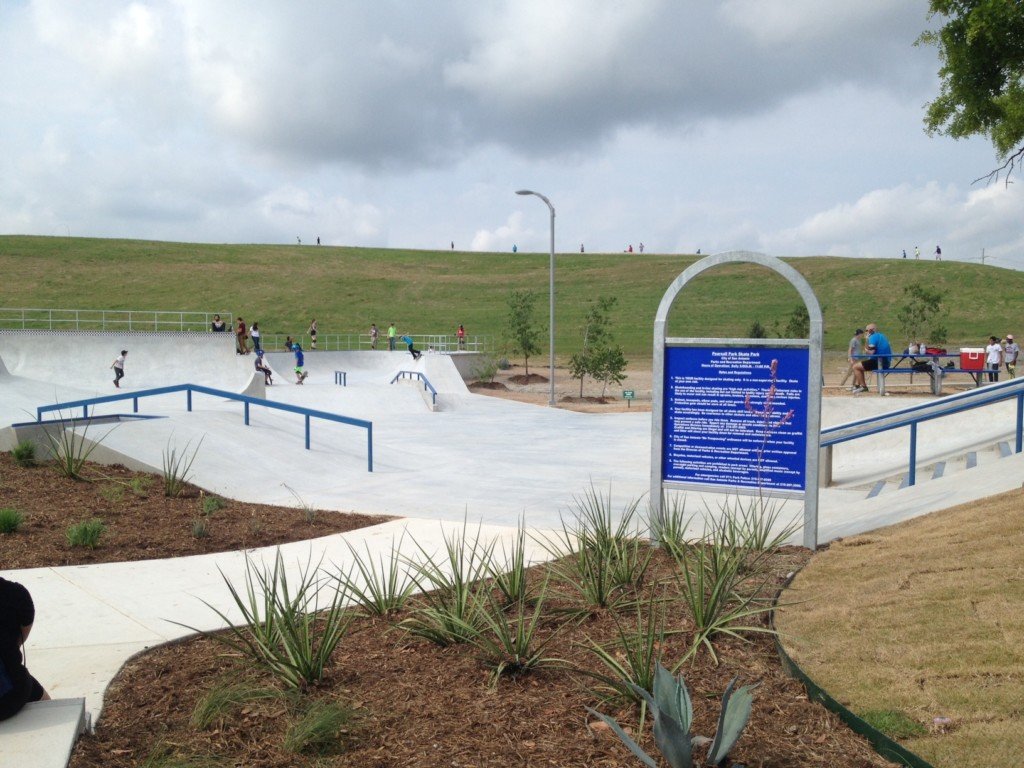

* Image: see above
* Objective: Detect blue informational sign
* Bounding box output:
[662,346,809,492]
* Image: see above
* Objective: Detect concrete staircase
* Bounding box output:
[850,439,1015,499]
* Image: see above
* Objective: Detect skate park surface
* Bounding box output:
[1,330,1022,759]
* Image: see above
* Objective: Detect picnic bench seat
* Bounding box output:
[855,353,994,396]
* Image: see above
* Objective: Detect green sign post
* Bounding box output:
[623,389,635,408]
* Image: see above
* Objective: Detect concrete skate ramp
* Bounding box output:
[0,330,253,391]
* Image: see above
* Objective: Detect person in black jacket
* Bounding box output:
[0,577,49,720]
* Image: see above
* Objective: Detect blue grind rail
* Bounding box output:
[820,377,1024,488]
[34,384,373,472]
[390,370,437,406]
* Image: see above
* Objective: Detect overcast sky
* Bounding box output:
[2,1,1021,268]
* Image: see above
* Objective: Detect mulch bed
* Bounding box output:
[507,373,549,385]
[69,546,898,768]
[467,381,509,391]
[561,395,611,404]
[0,453,391,569]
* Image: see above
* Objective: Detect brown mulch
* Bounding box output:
[69,545,898,768]
[561,395,610,404]
[467,381,509,391]
[0,452,391,569]
[507,373,549,385]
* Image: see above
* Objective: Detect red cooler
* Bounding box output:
[959,348,985,370]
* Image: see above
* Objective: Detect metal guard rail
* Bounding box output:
[390,370,437,406]
[819,377,1024,487]
[35,384,374,472]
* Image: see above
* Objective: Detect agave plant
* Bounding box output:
[587,662,757,768]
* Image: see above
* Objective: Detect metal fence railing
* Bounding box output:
[0,307,232,332]
[263,333,493,353]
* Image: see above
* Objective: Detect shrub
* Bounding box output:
[42,417,113,480]
[0,507,24,534]
[191,518,209,539]
[66,519,105,548]
[190,680,288,730]
[334,534,416,617]
[11,441,36,468]
[471,355,499,384]
[201,493,225,516]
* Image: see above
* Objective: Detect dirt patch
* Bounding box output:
[507,372,549,385]
[466,381,508,391]
[0,453,391,569]
[71,546,900,768]
[561,395,610,404]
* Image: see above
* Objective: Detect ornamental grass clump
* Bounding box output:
[11,440,36,468]
[485,520,535,607]
[42,416,113,480]
[186,550,350,690]
[400,519,495,646]
[0,507,24,534]
[162,435,203,498]
[587,662,758,768]
[66,518,105,548]
[333,534,416,617]
[542,486,649,613]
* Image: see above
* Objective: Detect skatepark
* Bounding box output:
[2,329,1024,766]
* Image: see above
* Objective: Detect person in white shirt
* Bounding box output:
[985,336,1003,383]
[1004,334,1020,378]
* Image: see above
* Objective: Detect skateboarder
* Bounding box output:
[400,333,421,360]
[111,350,127,388]
[292,343,308,384]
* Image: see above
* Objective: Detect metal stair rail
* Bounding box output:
[820,377,1024,488]
[34,384,374,471]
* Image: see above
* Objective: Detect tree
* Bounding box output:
[780,305,810,339]
[591,345,628,397]
[506,289,542,376]
[919,1,1024,180]
[747,320,768,339]
[569,296,618,396]
[896,282,949,345]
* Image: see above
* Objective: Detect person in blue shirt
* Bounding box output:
[851,322,892,393]
[400,333,421,360]
[292,343,307,384]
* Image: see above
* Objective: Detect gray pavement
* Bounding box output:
[1,333,1022,729]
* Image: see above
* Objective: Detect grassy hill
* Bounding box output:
[1,235,1020,357]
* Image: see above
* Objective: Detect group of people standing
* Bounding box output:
[985,334,1019,382]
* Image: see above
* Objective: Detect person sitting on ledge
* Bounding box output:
[0,577,50,721]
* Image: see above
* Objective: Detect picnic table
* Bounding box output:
[853,353,992,395]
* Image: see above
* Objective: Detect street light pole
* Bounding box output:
[516,189,556,406]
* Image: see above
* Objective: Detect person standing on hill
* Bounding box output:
[388,322,397,351]
[935,245,942,260]
[210,314,226,332]
[110,350,127,388]
[457,324,466,350]
[0,577,50,721]
[914,246,920,259]
[1004,334,1019,378]
[308,319,318,350]
[370,323,379,350]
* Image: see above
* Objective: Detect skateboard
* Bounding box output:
[296,371,309,384]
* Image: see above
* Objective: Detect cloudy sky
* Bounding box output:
[2,1,1021,268]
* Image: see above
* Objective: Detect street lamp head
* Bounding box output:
[516,190,533,196]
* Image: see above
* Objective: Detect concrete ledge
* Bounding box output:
[0,698,88,768]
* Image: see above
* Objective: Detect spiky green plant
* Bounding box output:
[466,574,566,686]
[41,416,113,480]
[587,663,758,768]
[182,550,351,690]
[650,493,694,558]
[400,520,495,646]
[201,493,225,516]
[333,533,416,616]
[486,520,535,607]
[162,435,203,498]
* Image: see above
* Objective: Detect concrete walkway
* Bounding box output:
[1,339,1022,735]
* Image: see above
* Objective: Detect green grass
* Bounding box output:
[0,507,24,534]
[1,235,1021,356]
[859,709,928,740]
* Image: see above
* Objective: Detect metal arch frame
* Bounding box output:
[650,250,824,550]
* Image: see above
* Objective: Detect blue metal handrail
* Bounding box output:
[820,377,1024,487]
[390,370,437,406]
[35,384,374,472]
